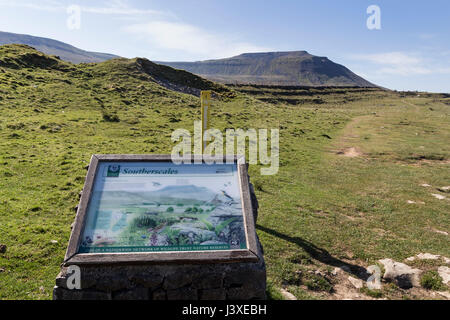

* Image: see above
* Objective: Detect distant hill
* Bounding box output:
[158,51,376,87]
[0,31,119,64]
[0,44,233,98]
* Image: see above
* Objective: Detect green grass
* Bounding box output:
[0,45,449,299]
[420,271,445,291]
[360,287,383,298]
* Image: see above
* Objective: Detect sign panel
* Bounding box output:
[78,161,247,254]
[65,155,258,265]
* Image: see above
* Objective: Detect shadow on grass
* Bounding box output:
[256,224,370,281]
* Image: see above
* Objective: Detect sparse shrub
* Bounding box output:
[360,287,383,298]
[282,269,303,286]
[305,274,333,292]
[169,117,181,123]
[102,111,120,122]
[252,180,264,192]
[420,271,444,290]
[6,122,25,130]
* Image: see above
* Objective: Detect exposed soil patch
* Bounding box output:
[336,147,363,158]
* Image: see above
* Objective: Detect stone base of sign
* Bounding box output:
[53,241,265,300]
[53,181,266,300]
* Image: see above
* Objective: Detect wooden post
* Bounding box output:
[200,91,211,153]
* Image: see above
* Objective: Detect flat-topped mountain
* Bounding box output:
[158,51,376,87]
[0,31,119,64]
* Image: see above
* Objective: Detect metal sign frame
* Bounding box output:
[63,154,259,265]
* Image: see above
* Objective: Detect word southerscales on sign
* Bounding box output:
[64,155,259,265]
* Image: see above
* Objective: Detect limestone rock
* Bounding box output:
[437,291,450,299]
[416,253,440,260]
[331,265,350,276]
[437,266,450,285]
[437,186,450,193]
[348,276,364,289]
[406,253,445,263]
[378,258,422,288]
[279,288,297,300]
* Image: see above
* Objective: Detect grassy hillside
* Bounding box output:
[0,45,449,300]
[0,31,119,64]
[158,51,376,87]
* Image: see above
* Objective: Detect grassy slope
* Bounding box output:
[0,45,449,299]
[242,86,449,299]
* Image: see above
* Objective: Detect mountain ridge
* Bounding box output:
[0,31,119,64]
[157,51,376,87]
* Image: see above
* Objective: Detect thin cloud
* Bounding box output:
[354,52,421,66]
[0,0,168,17]
[0,0,63,12]
[123,20,270,60]
[351,52,450,76]
[80,0,167,17]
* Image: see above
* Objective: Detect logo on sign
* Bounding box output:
[107,165,120,177]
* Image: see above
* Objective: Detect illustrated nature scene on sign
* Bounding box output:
[79,162,247,253]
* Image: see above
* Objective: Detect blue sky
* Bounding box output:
[0,0,449,92]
